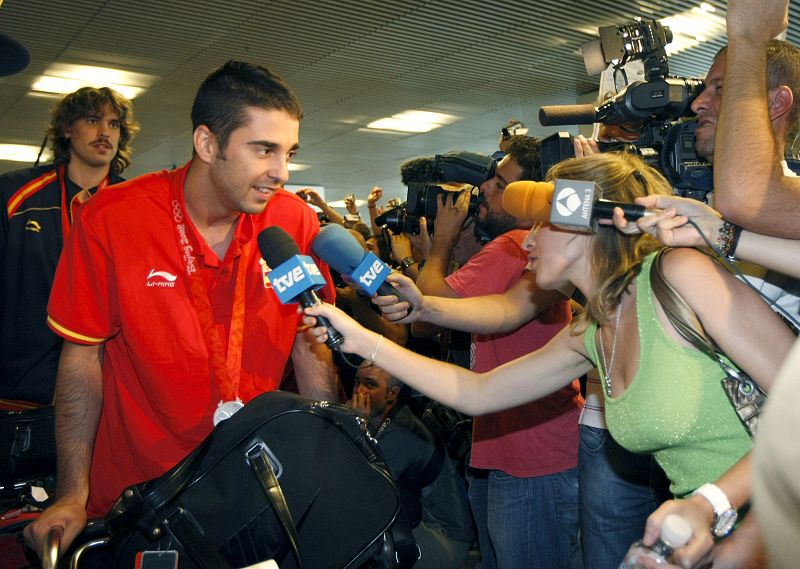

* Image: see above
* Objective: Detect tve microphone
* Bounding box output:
[503,180,651,232]
[258,226,344,350]
[312,224,413,312]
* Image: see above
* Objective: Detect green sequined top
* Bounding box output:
[583,252,752,497]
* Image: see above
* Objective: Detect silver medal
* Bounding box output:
[213,398,244,426]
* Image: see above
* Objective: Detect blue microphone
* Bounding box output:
[311,224,413,312]
[258,226,344,350]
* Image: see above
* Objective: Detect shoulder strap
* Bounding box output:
[649,248,742,377]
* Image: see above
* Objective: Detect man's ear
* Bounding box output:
[387,385,401,403]
[193,125,216,164]
[768,85,794,122]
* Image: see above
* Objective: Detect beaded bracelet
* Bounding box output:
[716,220,742,261]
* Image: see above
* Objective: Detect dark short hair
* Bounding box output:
[503,135,542,180]
[47,86,138,175]
[191,60,303,155]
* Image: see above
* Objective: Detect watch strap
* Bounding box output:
[692,483,737,537]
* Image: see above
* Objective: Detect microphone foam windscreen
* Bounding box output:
[258,226,300,267]
[311,223,365,274]
[400,157,438,184]
[502,181,554,223]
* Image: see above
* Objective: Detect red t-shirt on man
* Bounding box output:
[446,229,582,478]
[47,162,333,516]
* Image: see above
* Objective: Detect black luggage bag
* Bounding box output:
[102,390,406,569]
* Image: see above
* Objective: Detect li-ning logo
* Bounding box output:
[146,268,178,288]
[25,219,42,233]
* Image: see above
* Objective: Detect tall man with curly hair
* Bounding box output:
[0,87,138,404]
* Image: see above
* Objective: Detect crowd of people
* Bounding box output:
[2,1,800,568]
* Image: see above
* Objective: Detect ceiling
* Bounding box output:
[2,0,799,211]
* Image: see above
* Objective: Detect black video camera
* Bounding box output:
[375,151,495,234]
[538,19,713,201]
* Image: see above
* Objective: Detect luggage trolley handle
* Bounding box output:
[246,442,303,569]
[41,524,111,569]
[42,526,62,569]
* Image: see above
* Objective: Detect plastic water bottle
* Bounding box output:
[618,514,693,568]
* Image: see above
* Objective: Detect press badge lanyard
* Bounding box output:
[169,183,251,426]
[58,165,108,240]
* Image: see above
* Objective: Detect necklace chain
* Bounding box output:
[599,301,623,397]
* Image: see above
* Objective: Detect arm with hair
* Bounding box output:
[291,330,340,401]
[23,342,104,558]
[715,0,800,236]
[614,194,800,278]
[374,269,562,334]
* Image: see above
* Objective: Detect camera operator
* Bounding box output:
[410,135,582,569]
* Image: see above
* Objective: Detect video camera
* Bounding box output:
[375,151,496,234]
[538,19,712,201]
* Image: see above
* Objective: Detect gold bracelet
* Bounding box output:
[366,335,384,365]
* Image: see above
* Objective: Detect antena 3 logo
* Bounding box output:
[555,187,582,217]
[147,268,178,288]
[555,186,591,220]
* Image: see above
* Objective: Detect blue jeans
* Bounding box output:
[579,425,671,569]
[487,467,581,569]
[466,468,497,569]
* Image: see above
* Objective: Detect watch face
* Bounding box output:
[713,509,738,537]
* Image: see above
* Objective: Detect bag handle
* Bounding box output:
[650,248,766,436]
[650,249,738,372]
[246,442,303,569]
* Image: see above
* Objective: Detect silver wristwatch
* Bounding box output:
[692,483,737,537]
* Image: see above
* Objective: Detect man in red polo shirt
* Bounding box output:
[24,61,337,558]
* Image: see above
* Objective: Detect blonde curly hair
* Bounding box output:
[544,152,672,326]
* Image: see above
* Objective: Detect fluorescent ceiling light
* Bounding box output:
[367,110,458,133]
[0,144,51,163]
[288,163,310,171]
[661,6,726,55]
[31,63,156,99]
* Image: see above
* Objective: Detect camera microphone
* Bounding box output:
[538,104,599,127]
[400,151,496,186]
[258,226,344,350]
[502,180,655,232]
[312,224,414,313]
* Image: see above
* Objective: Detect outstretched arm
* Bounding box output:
[375,270,565,334]
[303,302,592,416]
[23,342,104,558]
[612,195,800,279]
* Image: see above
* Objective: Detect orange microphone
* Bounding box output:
[502,181,554,223]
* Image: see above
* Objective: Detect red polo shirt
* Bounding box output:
[47,162,333,516]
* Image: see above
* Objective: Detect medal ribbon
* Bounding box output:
[59,165,108,240]
[169,183,249,402]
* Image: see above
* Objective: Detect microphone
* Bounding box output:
[503,180,651,232]
[312,224,414,312]
[257,226,344,350]
[538,104,598,127]
[400,151,496,186]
